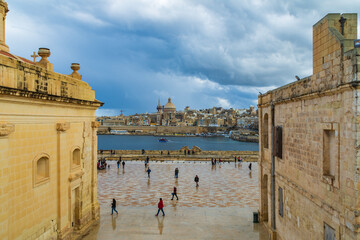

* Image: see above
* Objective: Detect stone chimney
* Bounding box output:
[312,13,357,75]
[0,0,9,52]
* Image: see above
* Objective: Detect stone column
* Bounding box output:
[56,122,71,239]
[0,0,9,52]
[91,121,100,221]
[0,123,14,240]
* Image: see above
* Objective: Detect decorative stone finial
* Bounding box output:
[70,63,82,80]
[38,48,50,63]
[37,48,53,71]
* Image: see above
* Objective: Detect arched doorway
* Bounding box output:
[261,174,269,221]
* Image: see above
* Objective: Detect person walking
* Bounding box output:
[174,168,179,178]
[194,175,199,187]
[117,159,121,169]
[171,186,179,200]
[122,161,125,168]
[249,163,252,171]
[147,167,152,178]
[111,199,118,215]
[155,198,165,216]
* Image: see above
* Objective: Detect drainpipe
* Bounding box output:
[271,103,276,231]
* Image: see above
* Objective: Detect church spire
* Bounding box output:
[157,97,162,113]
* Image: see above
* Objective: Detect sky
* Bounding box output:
[4,0,360,116]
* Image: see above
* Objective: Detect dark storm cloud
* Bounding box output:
[5,0,359,115]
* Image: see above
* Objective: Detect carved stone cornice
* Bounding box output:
[56,122,70,132]
[91,121,101,129]
[0,86,104,107]
[0,122,14,136]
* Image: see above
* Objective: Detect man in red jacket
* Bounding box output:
[155,198,165,216]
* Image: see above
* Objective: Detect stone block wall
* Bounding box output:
[0,97,101,240]
[258,13,360,240]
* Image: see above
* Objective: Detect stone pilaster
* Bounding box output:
[56,122,70,239]
[0,0,9,52]
[91,121,100,221]
[0,122,14,240]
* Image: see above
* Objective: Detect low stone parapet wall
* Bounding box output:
[98,149,258,162]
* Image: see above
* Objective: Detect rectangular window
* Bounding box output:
[323,130,336,177]
[324,223,335,240]
[278,187,284,217]
[273,126,283,159]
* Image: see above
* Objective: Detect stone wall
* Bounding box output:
[98,149,258,162]
[258,13,360,240]
[0,19,102,240]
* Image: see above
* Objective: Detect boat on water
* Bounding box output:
[159,138,168,142]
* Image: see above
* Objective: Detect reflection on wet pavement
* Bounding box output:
[83,161,267,240]
[97,161,259,208]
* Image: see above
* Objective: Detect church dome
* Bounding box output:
[164,98,176,112]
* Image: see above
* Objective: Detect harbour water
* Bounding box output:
[98,135,259,151]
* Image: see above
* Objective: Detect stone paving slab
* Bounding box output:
[84,161,266,240]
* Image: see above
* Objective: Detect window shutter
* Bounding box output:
[272,126,276,157]
[273,126,283,159]
[277,126,283,159]
[278,187,284,217]
[324,223,335,240]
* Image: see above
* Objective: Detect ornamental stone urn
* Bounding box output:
[70,63,82,80]
[38,48,50,63]
[36,48,53,71]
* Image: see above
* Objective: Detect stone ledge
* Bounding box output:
[0,86,103,107]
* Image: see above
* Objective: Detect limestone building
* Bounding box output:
[0,1,103,239]
[258,14,360,239]
[156,97,177,126]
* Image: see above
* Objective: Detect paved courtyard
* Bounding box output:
[83,161,267,240]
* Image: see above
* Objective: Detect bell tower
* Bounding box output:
[0,0,9,52]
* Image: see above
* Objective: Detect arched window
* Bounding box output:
[34,155,50,187]
[263,113,269,148]
[72,148,81,166]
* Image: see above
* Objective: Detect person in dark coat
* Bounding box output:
[171,186,179,200]
[194,175,199,187]
[111,199,118,215]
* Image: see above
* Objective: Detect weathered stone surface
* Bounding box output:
[258,13,360,240]
[0,2,102,239]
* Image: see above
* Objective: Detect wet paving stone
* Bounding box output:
[84,161,267,240]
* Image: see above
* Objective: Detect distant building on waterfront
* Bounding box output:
[258,13,360,240]
[0,1,103,239]
[156,97,177,126]
[98,98,258,130]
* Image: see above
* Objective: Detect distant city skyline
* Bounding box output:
[5,0,360,115]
